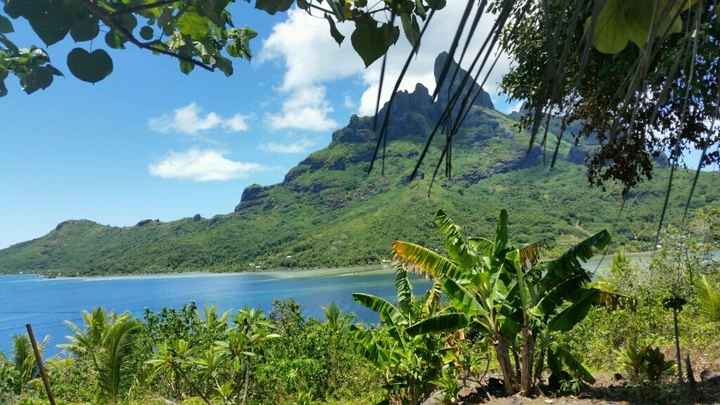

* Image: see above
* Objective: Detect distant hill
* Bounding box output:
[1,54,718,276]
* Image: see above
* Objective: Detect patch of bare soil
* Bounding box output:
[435,372,720,405]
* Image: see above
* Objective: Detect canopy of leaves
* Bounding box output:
[0,0,443,96]
[499,0,719,191]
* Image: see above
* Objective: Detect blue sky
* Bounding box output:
[2,3,524,248]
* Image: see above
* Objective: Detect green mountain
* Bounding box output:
[2,54,718,276]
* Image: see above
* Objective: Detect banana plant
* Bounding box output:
[352,265,466,404]
[696,275,720,323]
[393,209,616,395]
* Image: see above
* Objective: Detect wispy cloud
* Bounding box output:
[149,103,249,135]
[148,149,264,182]
[259,138,315,154]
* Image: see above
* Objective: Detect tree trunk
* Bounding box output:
[520,322,534,395]
[673,307,683,384]
[242,362,251,405]
[534,345,546,385]
[494,337,516,395]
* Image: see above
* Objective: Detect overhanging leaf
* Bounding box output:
[351,15,399,67]
[70,16,99,42]
[400,13,420,48]
[255,0,294,15]
[67,48,113,83]
[27,2,73,46]
[0,15,13,33]
[325,14,345,45]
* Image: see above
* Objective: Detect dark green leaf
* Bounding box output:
[548,289,597,332]
[140,26,154,41]
[494,209,508,256]
[116,14,138,32]
[67,48,113,83]
[214,56,233,77]
[180,60,195,74]
[0,15,13,33]
[325,14,345,45]
[27,2,73,46]
[400,13,420,48]
[351,15,399,67]
[555,344,595,383]
[200,0,232,26]
[70,17,99,42]
[427,0,447,10]
[21,65,55,94]
[0,68,8,97]
[105,31,127,49]
[406,313,467,335]
[255,0,294,15]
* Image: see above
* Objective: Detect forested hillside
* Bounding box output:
[1,54,718,276]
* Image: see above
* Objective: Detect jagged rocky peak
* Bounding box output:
[235,184,267,212]
[434,51,494,110]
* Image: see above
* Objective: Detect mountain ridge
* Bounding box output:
[1,54,718,276]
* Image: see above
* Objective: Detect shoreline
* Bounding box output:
[2,263,395,281]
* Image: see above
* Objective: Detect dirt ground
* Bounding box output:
[423,372,720,405]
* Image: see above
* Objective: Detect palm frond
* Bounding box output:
[434,209,475,267]
[352,293,405,327]
[394,265,413,314]
[442,278,486,318]
[406,313,468,336]
[696,276,720,323]
[392,240,460,280]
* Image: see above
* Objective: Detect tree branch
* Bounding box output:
[84,0,214,72]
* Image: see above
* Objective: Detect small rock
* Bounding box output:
[700,369,720,382]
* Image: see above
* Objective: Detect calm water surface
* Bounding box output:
[0,266,430,356]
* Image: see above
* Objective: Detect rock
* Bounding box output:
[235,184,267,211]
[434,51,494,110]
[700,369,720,382]
[136,219,158,227]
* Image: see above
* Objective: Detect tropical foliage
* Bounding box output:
[389,209,623,394]
[0,0,445,96]
[1,208,719,404]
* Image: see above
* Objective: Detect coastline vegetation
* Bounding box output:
[1,208,718,404]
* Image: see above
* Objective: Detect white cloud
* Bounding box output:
[148,149,264,182]
[260,5,512,120]
[343,95,355,109]
[260,9,362,132]
[260,138,315,154]
[149,103,250,135]
[265,85,338,131]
